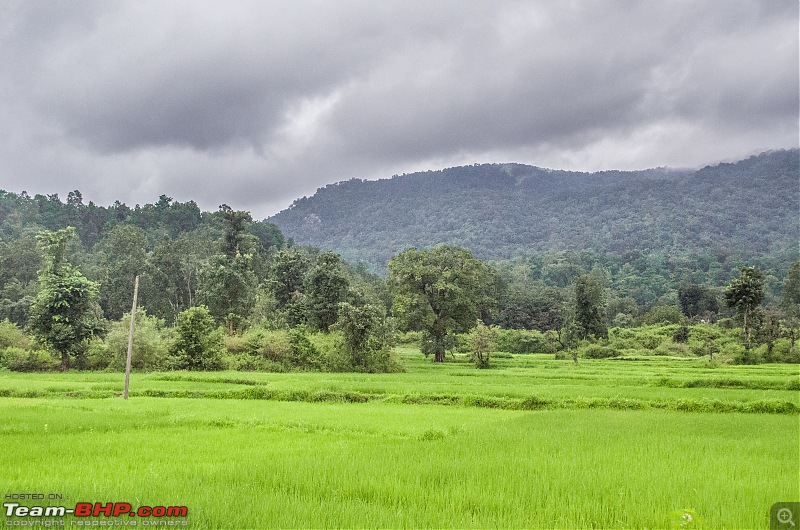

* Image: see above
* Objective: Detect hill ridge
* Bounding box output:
[268,149,799,269]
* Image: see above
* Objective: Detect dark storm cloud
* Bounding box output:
[0,0,796,218]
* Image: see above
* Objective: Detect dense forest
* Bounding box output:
[0,149,798,372]
[270,149,798,277]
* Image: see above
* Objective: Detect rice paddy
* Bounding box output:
[1,351,798,528]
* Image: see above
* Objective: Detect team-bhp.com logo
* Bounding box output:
[4,502,188,526]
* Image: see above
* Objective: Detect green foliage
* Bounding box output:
[103,309,170,371]
[0,320,31,351]
[270,150,798,278]
[388,245,497,362]
[724,266,764,347]
[495,328,550,354]
[269,248,310,326]
[469,321,498,368]
[0,347,58,372]
[29,228,101,370]
[494,284,566,331]
[678,284,718,319]
[99,224,147,320]
[305,252,349,331]
[573,274,607,340]
[579,344,620,359]
[168,306,224,371]
[641,305,685,326]
[288,327,320,369]
[333,303,396,373]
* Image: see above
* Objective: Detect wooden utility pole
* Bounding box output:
[123,275,139,400]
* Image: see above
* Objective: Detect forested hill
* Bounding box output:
[269,149,799,269]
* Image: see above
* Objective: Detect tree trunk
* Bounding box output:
[743,308,750,348]
[60,351,69,372]
[432,320,446,363]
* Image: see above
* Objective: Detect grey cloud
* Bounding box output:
[0,0,796,219]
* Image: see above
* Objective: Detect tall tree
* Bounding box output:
[305,251,349,331]
[29,227,100,370]
[724,266,764,348]
[100,224,147,320]
[268,248,310,325]
[573,274,608,340]
[388,246,496,362]
[198,206,258,331]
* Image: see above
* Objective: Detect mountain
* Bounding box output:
[268,149,799,270]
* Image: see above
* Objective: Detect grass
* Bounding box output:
[1,350,798,528]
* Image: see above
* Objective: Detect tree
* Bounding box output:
[268,248,310,326]
[573,274,607,340]
[781,261,800,356]
[100,224,147,320]
[724,266,764,348]
[168,306,224,370]
[29,228,100,370]
[218,204,252,259]
[197,206,258,331]
[306,251,349,331]
[333,302,393,372]
[678,283,718,319]
[469,320,498,369]
[388,246,496,362]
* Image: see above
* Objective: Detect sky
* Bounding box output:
[0,1,797,219]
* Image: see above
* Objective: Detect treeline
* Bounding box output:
[0,189,798,373]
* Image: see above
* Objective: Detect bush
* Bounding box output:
[168,306,224,371]
[333,303,398,373]
[1,347,59,372]
[394,330,422,346]
[309,331,351,372]
[84,338,112,370]
[469,321,498,369]
[105,309,170,371]
[0,320,31,350]
[496,329,549,354]
[288,327,320,368]
[224,334,248,355]
[640,305,685,326]
[608,325,679,351]
[245,328,293,363]
[579,344,620,359]
[653,341,691,357]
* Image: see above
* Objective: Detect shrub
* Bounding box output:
[653,341,691,357]
[496,329,548,354]
[579,344,620,359]
[640,305,685,326]
[0,320,31,350]
[168,306,224,371]
[224,334,248,355]
[245,328,292,363]
[288,327,319,368]
[469,321,498,369]
[1,347,59,372]
[333,303,397,373]
[105,309,170,371]
[84,338,112,370]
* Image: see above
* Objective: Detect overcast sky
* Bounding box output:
[0,1,797,219]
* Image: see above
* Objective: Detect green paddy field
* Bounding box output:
[1,351,798,529]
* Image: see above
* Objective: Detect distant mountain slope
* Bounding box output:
[269,149,799,268]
